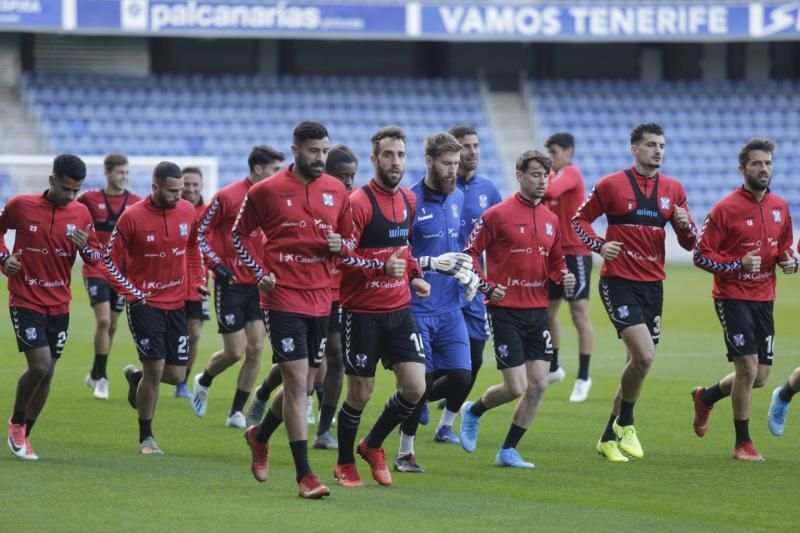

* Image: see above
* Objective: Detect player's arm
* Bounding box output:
[101,216,146,301]
[692,213,744,273]
[777,210,799,274]
[670,189,698,251]
[463,215,494,293]
[187,216,207,295]
[231,191,269,281]
[547,229,567,285]
[571,184,613,255]
[0,200,21,275]
[198,195,232,279]
[544,170,578,200]
[336,197,394,277]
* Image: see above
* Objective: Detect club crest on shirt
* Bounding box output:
[660,197,670,211]
[25,327,37,341]
[179,223,189,236]
[545,223,553,236]
[772,209,782,223]
[65,223,76,237]
[281,337,295,353]
[322,193,335,207]
[617,305,630,319]
[451,203,459,218]
[479,194,488,209]
[733,333,746,347]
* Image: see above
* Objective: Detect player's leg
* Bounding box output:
[246,363,282,427]
[430,312,471,445]
[9,346,52,459]
[545,294,564,383]
[396,316,434,466]
[567,297,593,402]
[226,319,265,427]
[334,373,373,487]
[191,330,246,417]
[86,278,114,399]
[315,328,343,448]
[769,367,800,436]
[177,313,202,398]
[496,359,549,468]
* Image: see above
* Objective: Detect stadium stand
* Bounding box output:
[529,79,800,222]
[19,73,504,196]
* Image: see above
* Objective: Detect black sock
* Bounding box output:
[256,384,270,402]
[336,402,362,464]
[317,403,337,435]
[779,382,798,403]
[181,367,192,386]
[138,418,153,443]
[255,409,282,443]
[550,347,560,372]
[469,397,489,417]
[577,354,591,380]
[501,423,527,449]
[91,353,109,380]
[11,409,25,425]
[600,413,617,442]
[198,370,214,388]
[25,418,36,437]
[734,418,750,445]
[701,383,728,405]
[468,338,485,390]
[314,383,324,405]
[367,392,417,448]
[230,388,250,415]
[617,400,635,426]
[289,440,311,482]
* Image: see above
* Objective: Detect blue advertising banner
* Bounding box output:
[414,3,797,42]
[0,0,62,29]
[78,0,407,37]
[1,1,800,41]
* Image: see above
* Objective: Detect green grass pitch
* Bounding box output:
[1,264,798,531]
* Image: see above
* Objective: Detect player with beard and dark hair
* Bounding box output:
[4,154,142,460]
[692,138,796,460]
[79,153,141,400]
[460,150,575,467]
[235,121,353,499]
[572,123,697,462]
[109,162,206,455]
[393,132,479,473]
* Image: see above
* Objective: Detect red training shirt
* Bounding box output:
[543,163,590,256]
[77,188,141,279]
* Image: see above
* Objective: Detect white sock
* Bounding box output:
[398,431,415,456]
[437,408,458,429]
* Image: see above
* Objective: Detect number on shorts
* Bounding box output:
[56,331,67,351]
[177,335,189,354]
[653,316,662,336]
[409,333,425,358]
[765,335,774,354]
[317,338,328,358]
[543,329,553,350]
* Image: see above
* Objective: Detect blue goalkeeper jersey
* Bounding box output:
[409,179,465,317]
[457,173,502,319]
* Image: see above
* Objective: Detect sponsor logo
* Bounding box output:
[65,223,77,237]
[636,207,659,219]
[179,223,189,236]
[24,246,48,255]
[733,333,746,347]
[145,252,167,258]
[314,219,332,231]
[508,278,545,288]
[510,247,533,254]
[278,253,325,264]
[660,197,671,210]
[26,277,67,287]
[417,213,433,221]
[281,337,295,353]
[322,193,335,207]
[749,3,800,38]
[25,327,37,341]
[366,279,405,290]
[172,247,186,256]
[538,246,548,256]
[772,209,782,223]
[545,223,553,236]
[282,220,307,228]
[479,194,488,209]
[388,226,409,239]
[354,353,368,368]
[54,247,70,257]
[422,231,445,239]
[143,278,184,290]
[497,344,509,359]
[617,305,630,319]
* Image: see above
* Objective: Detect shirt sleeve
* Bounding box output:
[198,194,223,268]
[547,226,566,285]
[231,191,268,280]
[186,213,205,293]
[463,213,494,294]
[571,183,606,253]
[101,213,146,300]
[693,210,742,273]
[670,184,698,251]
[544,168,579,200]
[337,191,387,277]
[0,199,13,264]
